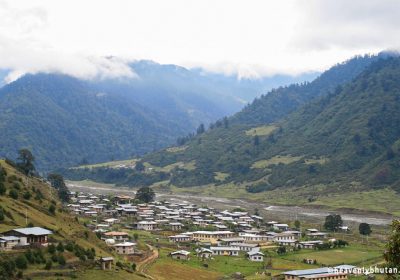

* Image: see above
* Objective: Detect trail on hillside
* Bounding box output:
[136,244,159,279]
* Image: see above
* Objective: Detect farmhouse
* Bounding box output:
[196,248,213,259]
[169,234,192,243]
[170,250,191,260]
[210,246,240,256]
[2,227,52,246]
[103,231,129,242]
[137,221,158,231]
[0,236,21,250]
[169,222,183,231]
[247,250,264,262]
[299,240,323,249]
[230,242,259,252]
[114,242,136,255]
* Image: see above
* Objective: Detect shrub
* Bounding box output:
[57,255,66,266]
[15,255,28,270]
[44,260,52,270]
[23,191,32,200]
[48,204,56,215]
[9,189,18,199]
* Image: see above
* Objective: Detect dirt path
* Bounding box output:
[136,244,159,279]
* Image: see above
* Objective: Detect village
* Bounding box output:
[0,187,382,280]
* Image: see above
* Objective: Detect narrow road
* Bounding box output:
[136,244,159,279]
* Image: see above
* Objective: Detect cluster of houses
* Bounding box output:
[0,227,53,251]
[65,191,334,262]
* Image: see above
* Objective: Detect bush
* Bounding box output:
[0,182,6,195]
[9,189,18,199]
[15,255,28,270]
[57,255,66,266]
[47,244,56,254]
[44,260,52,270]
[23,191,32,200]
[56,242,64,252]
[48,204,56,215]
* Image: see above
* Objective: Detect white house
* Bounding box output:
[114,242,136,255]
[210,246,240,256]
[137,221,158,231]
[247,250,264,262]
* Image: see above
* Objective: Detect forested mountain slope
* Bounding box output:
[62,55,400,193]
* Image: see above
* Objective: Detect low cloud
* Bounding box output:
[293,0,400,50]
[0,0,136,83]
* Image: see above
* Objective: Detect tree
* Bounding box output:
[253,135,260,146]
[16,149,36,176]
[135,161,145,172]
[196,123,205,135]
[324,214,343,231]
[384,220,400,278]
[359,223,372,236]
[135,186,155,203]
[277,246,286,255]
[294,220,301,230]
[47,174,70,203]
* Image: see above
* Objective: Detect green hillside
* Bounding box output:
[0,159,142,279]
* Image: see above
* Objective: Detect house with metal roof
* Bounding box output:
[283,268,347,280]
[2,227,52,246]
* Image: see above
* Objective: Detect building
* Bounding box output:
[137,221,158,231]
[284,268,347,280]
[170,250,191,260]
[247,250,264,262]
[100,257,114,270]
[298,241,323,249]
[192,231,235,244]
[2,227,52,246]
[114,242,136,255]
[210,246,240,256]
[169,234,192,243]
[0,236,21,250]
[103,231,129,242]
[169,222,183,231]
[230,242,259,252]
[196,248,213,259]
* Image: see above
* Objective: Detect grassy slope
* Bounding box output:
[0,160,147,279]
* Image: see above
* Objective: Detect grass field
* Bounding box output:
[73,159,138,169]
[245,125,277,136]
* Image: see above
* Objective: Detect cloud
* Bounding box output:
[0,0,137,83]
[0,0,400,81]
[292,0,400,50]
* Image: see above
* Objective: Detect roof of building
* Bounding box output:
[104,231,129,236]
[171,250,190,256]
[9,227,53,236]
[283,268,332,276]
[114,242,136,247]
[210,246,240,251]
[247,250,264,256]
[0,236,20,241]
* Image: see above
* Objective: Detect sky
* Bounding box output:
[0,0,400,82]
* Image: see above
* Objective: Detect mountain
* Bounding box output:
[0,61,315,171]
[231,54,381,125]
[62,54,400,195]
